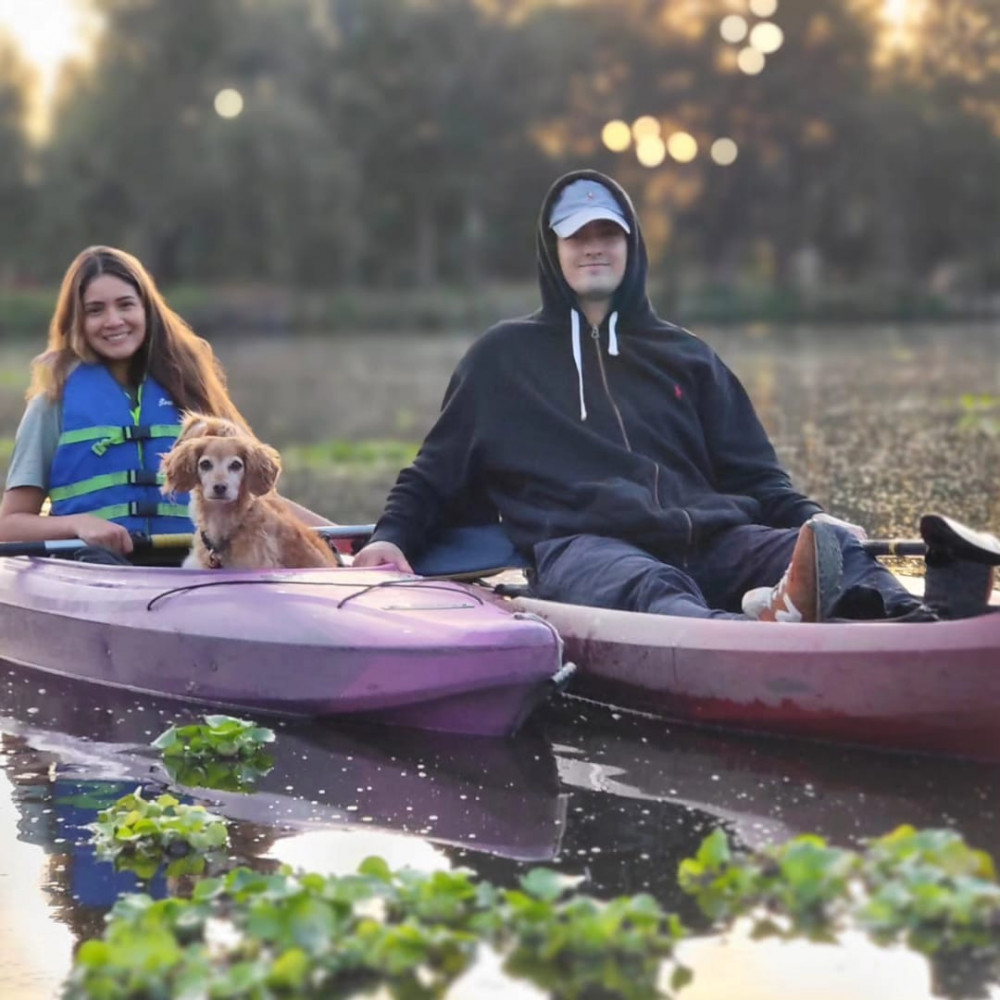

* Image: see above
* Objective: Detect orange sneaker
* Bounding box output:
[743,519,843,623]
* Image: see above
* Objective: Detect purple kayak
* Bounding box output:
[0,557,567,737]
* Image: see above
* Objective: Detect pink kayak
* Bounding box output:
[511,592,1000,761]
[0,556,568,737]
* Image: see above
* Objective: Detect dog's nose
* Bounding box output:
[212,483,228,497]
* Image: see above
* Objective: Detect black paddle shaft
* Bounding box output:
[863,540,927,558]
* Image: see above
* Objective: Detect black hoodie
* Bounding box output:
[371,169,822,561]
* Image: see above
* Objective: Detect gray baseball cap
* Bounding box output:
[549,178,630,238]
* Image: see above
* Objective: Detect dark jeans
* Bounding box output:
[532,524,916,620]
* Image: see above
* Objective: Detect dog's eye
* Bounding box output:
[229,460,243,473]
[198,458,212,472]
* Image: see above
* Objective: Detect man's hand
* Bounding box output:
[812,511,868,541]
[352,540,414,573]
[71,514,134,555]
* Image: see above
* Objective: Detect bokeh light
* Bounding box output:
[749,0,778,16]
[636,135,666,167]
[214,88,244,118]
[749,22,784,54]
[631,115,661,140]
[719,14,748,43]
[710,137,739,165]
[737,47,766,75]
[667,131,698,163]
[602,119,632,152]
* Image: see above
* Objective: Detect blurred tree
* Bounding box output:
[0,31,36,284]
[14,0,1000,306]
[36,0,360,285]
[329,0,584,286]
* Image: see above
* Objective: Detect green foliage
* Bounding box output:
[64,818,1000,999]
[680,825,1000,961]
[152,714,275,760]
[2,0,996,300]
[503,869,686,1000]
[64,860,688,1000]
[857,826,1000,952]
[958,393,1000,436]
[283,439,420,470]
[88,787,230,881]
[152,715,276,792]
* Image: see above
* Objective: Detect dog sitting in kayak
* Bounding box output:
[161,427,340,570]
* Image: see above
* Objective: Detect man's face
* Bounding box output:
[556,219,628,309]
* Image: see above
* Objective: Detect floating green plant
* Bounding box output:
[64,857,688,999]
[152,714,276,761]
[678,826,1000,956]
[88,787,230,881]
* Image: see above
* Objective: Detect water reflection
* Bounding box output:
[1,659,999,998]
[541,696,1000,857]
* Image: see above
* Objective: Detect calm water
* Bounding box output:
[2,323,1000,998]
[2,668,999,999]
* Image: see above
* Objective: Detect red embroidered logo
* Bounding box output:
[674,384,683,399]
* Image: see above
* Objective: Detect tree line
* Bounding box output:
[0,0,997,304]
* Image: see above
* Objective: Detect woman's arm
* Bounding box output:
[0,486,135,553]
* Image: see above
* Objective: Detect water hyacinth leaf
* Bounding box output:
[152,716,275,761]
[358,855,392,881]
[267,948,310,990]
[696,827,731,869]
[671,963,694,991]
[150,726,180,752]
[88,786,230,878]
[283,896,337,954]
[519,867,574,903]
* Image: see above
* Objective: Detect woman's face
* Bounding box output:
[81,274,147,383]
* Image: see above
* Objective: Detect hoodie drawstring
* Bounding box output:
[570,309,619,421]
[570,309,587,420]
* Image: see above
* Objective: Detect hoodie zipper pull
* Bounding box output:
[590,324,600,341]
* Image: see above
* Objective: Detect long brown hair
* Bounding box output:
[29,246,248,427]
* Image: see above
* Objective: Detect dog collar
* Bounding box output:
[200,529,230,570]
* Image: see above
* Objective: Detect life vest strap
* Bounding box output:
[57,423,181,456]
[89,501,190,521]
[49,469,164,502]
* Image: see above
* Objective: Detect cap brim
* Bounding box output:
[551,207,630,238]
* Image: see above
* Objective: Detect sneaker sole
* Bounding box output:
[809,519,844,623]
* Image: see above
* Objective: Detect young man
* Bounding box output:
[355,169,931,623]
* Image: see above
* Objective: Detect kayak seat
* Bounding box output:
[412,524,529,579]
[920,513,1000,566]
[920,514,999,619]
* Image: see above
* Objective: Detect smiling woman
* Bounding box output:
[0,0,101,138]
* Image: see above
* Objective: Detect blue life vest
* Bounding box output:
[49,364,193,536]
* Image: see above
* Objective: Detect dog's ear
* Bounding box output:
[178,411,245,444]
[244,441,281,496]
[160,438,203,495]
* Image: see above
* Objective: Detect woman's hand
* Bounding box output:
[352,540,413,573]
[70,514,134,555]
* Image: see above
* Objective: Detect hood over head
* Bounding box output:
[536,168,654,326]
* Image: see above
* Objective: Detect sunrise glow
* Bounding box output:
[0,0,101,137]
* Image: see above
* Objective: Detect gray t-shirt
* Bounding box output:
[5,395,62,492]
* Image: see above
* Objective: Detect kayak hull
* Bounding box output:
[0,557,563,737]
[512,596,1000,761]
